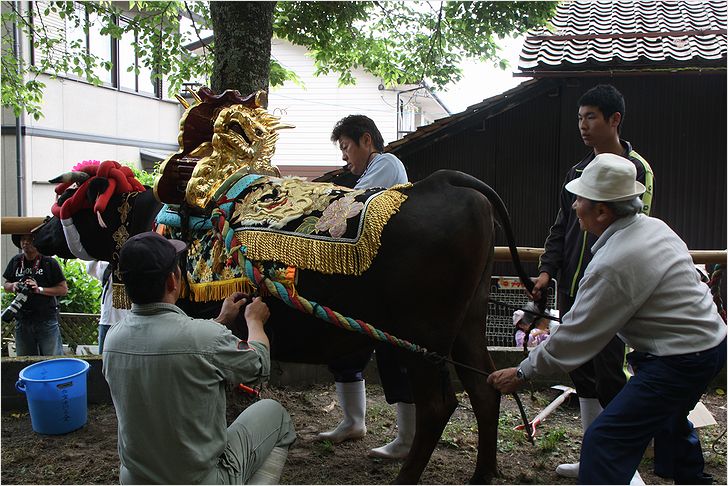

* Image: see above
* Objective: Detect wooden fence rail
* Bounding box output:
[493,247,726,264]
[2,216,725,264]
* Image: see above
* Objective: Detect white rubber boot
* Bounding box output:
[369,402,416,460]
[317,380,367,443]
[555,397,603,478]
[630,470,645,485]
[247,446,289,485]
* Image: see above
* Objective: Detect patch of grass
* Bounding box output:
[497,411,528,452]
[315,440,335,456]
[538,427,567,452]
[366,401,393,420]
[440,417,477,449]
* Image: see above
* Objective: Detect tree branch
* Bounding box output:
[184,1,208,72]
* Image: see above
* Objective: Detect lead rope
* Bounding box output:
[238,258,535,443]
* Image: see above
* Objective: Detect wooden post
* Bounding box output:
[1,216,726,265]
[0,217,47,235]
[494,247,726,265]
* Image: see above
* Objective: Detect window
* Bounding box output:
[31,1,161,98]
[118,17,158,96]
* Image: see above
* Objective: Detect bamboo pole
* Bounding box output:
[495,247,727,265]
[1,216,725,265]
[0,217,47,235]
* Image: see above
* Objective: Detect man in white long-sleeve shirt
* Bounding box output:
[317,115,415,460]
[488,153,726,484]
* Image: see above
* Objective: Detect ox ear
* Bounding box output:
[49,171,90,184]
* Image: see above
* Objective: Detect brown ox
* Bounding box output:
[34,168,536,484]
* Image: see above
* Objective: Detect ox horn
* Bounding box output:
[49,171,90,184]
[175,94,190,109]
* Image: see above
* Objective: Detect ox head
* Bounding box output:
[34,162,162,263]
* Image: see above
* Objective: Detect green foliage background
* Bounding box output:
[2,1,557,120]
[55,257,102,314]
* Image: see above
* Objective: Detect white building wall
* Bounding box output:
[268,38,447,168]
[11,75,182,218]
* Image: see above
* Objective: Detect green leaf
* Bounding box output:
[295,216,320,235]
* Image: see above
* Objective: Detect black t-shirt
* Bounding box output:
[3,254,65,320]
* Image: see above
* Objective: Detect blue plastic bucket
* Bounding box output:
[15,358,90,435]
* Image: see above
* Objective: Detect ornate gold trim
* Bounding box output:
[235,189,408,275]
[112,283,132,309]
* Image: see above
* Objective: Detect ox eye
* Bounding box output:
[255,128,263,137]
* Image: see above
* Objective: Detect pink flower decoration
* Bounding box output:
[315,196,364,238]
[72,160,101,171]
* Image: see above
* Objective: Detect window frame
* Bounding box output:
[28,2,164,100]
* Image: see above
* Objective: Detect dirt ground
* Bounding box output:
[1,383,726,485]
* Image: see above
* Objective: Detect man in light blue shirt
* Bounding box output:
[331,114,408,190]
[318,115,414,460]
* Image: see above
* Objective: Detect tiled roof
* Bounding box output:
[386,78,554,153]
[520,0,727,70]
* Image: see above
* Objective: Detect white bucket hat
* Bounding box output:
[565,153,646,202]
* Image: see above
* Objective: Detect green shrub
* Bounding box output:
[123,161,162,187]
[1,289,13,310]
[55,258,102,314]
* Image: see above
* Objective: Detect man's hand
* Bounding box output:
[244,297,270,328]
[529,272,551,301]
[487,367,525,394]
[245,297,270,349]
[215,292,248,327]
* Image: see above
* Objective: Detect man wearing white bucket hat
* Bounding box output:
[488,154,726,484]
[531,84,655,481]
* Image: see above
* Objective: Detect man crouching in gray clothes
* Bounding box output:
[103,232,296,484]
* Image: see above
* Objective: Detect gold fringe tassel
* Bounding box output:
[235,189,409,276]
[112,283,133,309]
[185,278,255,302]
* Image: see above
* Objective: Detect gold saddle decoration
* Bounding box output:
[230,177,412,276]
[154,87,294,209]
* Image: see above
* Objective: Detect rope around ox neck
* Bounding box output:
[240,257,535,444]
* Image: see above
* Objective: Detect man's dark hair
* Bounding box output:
[123,260,178,304]
[330,115,385,152]
[578,84,626,132]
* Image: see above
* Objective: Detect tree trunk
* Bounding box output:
[210,1,275,102]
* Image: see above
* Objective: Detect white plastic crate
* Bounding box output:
[486,276,557,347]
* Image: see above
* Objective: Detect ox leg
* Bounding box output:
[393,360,458,484]
[451,274,501,484]
[452,336,501,483]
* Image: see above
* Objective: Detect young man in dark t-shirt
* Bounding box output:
[531,84,655,482]
[3,233,68,356]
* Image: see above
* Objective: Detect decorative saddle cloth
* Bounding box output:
[156,174,409,302]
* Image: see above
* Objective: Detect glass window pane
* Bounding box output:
[119,22,136,91]
[89,12,112,84]
[137,62,156,95]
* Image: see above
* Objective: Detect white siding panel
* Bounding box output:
[29,184,58,218]
[269,39,401,167]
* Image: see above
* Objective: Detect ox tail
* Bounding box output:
[438,169,544,307]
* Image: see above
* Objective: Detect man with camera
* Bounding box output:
[3,233,68,356]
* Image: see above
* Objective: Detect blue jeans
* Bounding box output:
[98,324,111,354]
[15,317,64,356]
[579,339,726,484]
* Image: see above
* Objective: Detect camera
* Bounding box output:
[1,282,32,323]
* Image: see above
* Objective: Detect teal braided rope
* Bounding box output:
[219,215,535,444]
[237,252,425,354]
[212,206,430,355]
